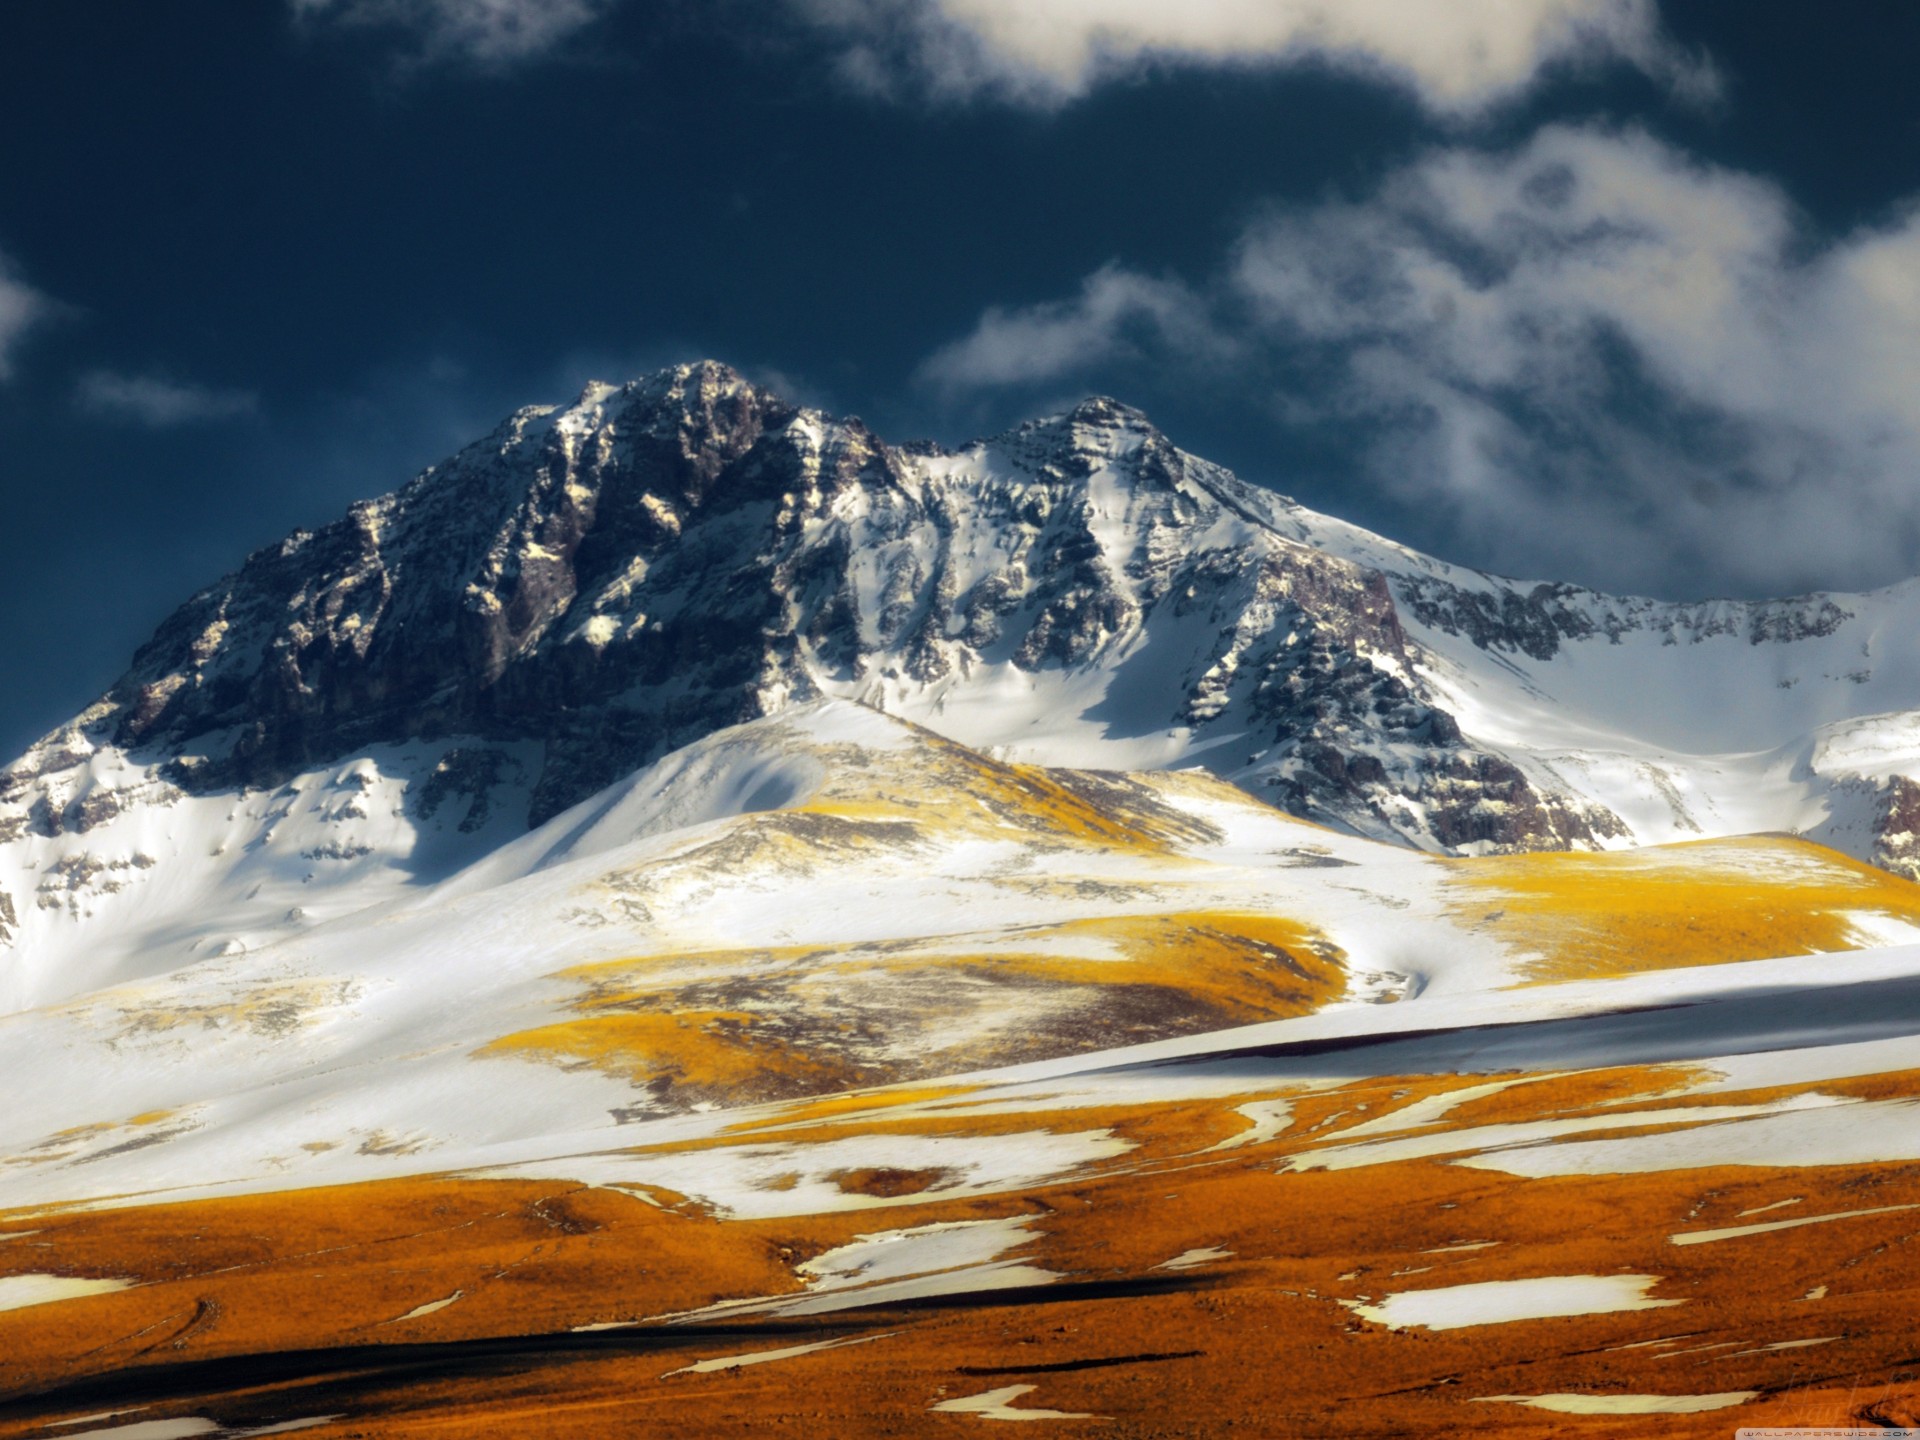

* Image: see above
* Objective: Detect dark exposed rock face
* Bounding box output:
[38,362,1626,850]
[1873,776,1920,882]
[1399,574,1857,660]
[115,366,804,821]
[1398,577,1599,661]
[411,748,526,833]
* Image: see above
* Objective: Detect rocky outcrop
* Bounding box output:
[1397,576,1601,661]
[1396,571,1857,660]
[1874,776,1920,882]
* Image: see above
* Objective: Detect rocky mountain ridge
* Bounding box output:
[20,363,1630,841]
[5,360,1920,1003]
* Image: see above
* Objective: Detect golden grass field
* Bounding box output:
[9,732,1920,1437]
[4,1049,1920,1437]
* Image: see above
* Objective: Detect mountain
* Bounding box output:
[4,703,1920,1435]
[7,360,1920,1012]
[5,375,1920,1436]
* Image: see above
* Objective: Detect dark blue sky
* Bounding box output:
[4,1,1920,757]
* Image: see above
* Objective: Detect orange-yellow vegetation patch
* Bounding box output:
[9,1142,1920,1437]
[1410,1063,1708,1130]
[793,732,1169,851]
[558,941,837,1008]
[723,1084,980,1134]
[827,1166,961,1198]
[713,1079,1288,1160]
[1450,834,1920,983]
[474,1010,860,1101]
[488,912,1344,1105]
[934,910,1347,1023]
[616,1096,1186,1169]
[556,907,1344,1019]
[0,1175,809,1401]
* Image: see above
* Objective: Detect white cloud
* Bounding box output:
[919,263,1219,390]
[924,126,1920,598]
[290,0,610,66]
[76,372,259,427]
[789,0,1715,114]
[0,256,52,382]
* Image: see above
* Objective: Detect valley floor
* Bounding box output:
[4,996,1920,1437]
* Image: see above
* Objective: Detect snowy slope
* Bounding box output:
[0,703,1406,1205]
[5,703,1920,1440]
[3,701,1919,1213]
[8,360,1920,1014]
[0,731,543,1012]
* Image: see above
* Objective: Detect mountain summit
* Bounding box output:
[10,369,1920,1433]
[6,361,1920,1002]
[12,361,1606,835]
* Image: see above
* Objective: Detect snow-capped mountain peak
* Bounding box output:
[6,361,1920,1011]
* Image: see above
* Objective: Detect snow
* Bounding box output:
[930,1386,1103,1421]
[0,735,540,1012]
[1472,1392,1756,1415]
[1810,709,1920,781]
[387,1291,464,1321]
[1460,1098,1920,1177]
[40,1419,332,1440]
[1669,1202,1920,1246]
[1156,1247,1231,1271]
[1344,1275,1682,1331]
[1203,1099,1292,1151]
[638,1217,1059,1324]
[21,376,1920,1055]
[800,1219,1040,1293]
[0,1275,133,1312]
[1727,1336,1836,1356]
[1322,1078,1523,1140]
[760,1262,1064,1319]
[226,1421,338,1437]
[663,1333,892,1377]
[439,710,849,891]
[494,1130,1132,1224]
[1292,1094,1851,1173]
[1315,534,1920,859]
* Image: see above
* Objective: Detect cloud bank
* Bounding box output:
[76,372,259,427]
[919,264,1221,390]
[789,0,1715,114]
[290,0,610,66]
[922,125,1920,598]
[0,256,51,382]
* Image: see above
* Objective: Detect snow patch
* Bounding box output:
[1343,1274,1681,1330]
